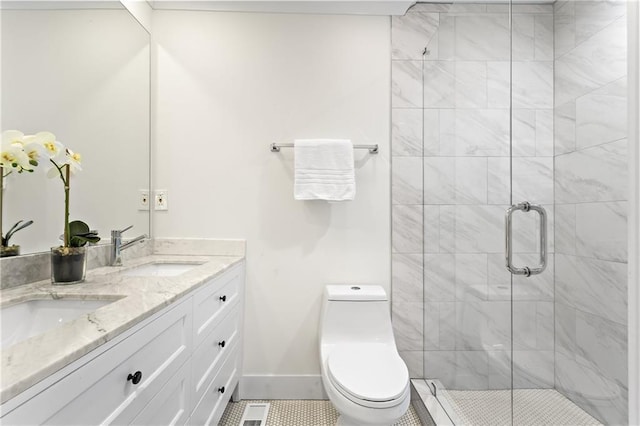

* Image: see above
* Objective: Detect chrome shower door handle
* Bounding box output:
[505,201,547,277]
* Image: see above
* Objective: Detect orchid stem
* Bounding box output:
[64,164,70,247]
[0,170,15,246]
[50,158,70,248]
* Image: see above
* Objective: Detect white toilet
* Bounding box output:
[319,285,410,426]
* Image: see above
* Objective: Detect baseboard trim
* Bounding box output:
[239,375,328,400]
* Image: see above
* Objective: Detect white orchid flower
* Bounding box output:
[29,132,70,178]
[1,130,33,173]
[65,149,82,173]
[22,135,46,167]
[46,147,81,179]
[31,131,65,160]
[2,130,25,146]
[1,143,32,172]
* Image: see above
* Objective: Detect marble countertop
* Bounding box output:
[0,253,244,404]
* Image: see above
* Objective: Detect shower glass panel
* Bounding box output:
[545,1,629,425]
[389,0,629,424]
[509,3,557,423]
[419,2,515,424]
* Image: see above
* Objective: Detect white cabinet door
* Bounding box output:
[132,360,191,426]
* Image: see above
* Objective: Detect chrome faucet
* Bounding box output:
[110,225,147,266]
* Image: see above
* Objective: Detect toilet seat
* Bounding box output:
[327,344,409,409]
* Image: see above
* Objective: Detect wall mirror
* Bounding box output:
[1,1,151,255]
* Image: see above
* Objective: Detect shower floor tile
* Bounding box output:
[218,399,422,426]
[440,388,602,426]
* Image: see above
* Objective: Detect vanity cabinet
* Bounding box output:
[1,261,245,426]
[189,262,243,426]
[189,271,244,426]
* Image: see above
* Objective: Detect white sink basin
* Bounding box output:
[1,299,112,349]
[121,262,201,277]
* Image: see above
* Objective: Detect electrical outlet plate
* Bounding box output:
[138,190,149,210]
[154,189,168,211]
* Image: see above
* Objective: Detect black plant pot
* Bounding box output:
[51,246,87,284]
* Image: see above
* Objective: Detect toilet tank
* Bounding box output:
[319,285,395,345]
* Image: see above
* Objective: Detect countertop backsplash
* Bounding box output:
[0,241,153,290]
[0,239,246,290]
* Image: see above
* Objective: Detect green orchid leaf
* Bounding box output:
[69,220,89,236]
[2,220,34,246]
[70,234,101,246]
[68,220,101,247]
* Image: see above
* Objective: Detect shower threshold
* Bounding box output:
[412,380,603,426]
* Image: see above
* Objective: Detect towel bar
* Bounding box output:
[270,142,379,154]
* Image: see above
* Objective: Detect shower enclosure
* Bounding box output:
[390,1,630,424]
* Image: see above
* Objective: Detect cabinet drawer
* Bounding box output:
[191,305,240,405]
[132,359,191,426]
[3,299,192,425]
[189,344,239,426]
[193,265,242,348]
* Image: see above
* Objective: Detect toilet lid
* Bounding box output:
[327,344,408,403]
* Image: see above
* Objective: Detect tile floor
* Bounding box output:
[218,400,422,426]
[441,388,602,426]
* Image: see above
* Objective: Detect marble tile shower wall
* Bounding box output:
[391,3,555,391]
[552,1,628,424]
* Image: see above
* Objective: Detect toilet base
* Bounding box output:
[336,414,359,426]
[327,385,410,426]
[322,363,410,426]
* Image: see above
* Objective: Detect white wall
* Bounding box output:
[153,11,391,378]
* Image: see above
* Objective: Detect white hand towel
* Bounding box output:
[294,139,355,201]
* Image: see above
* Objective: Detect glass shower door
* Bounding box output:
[418,1,556,423]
